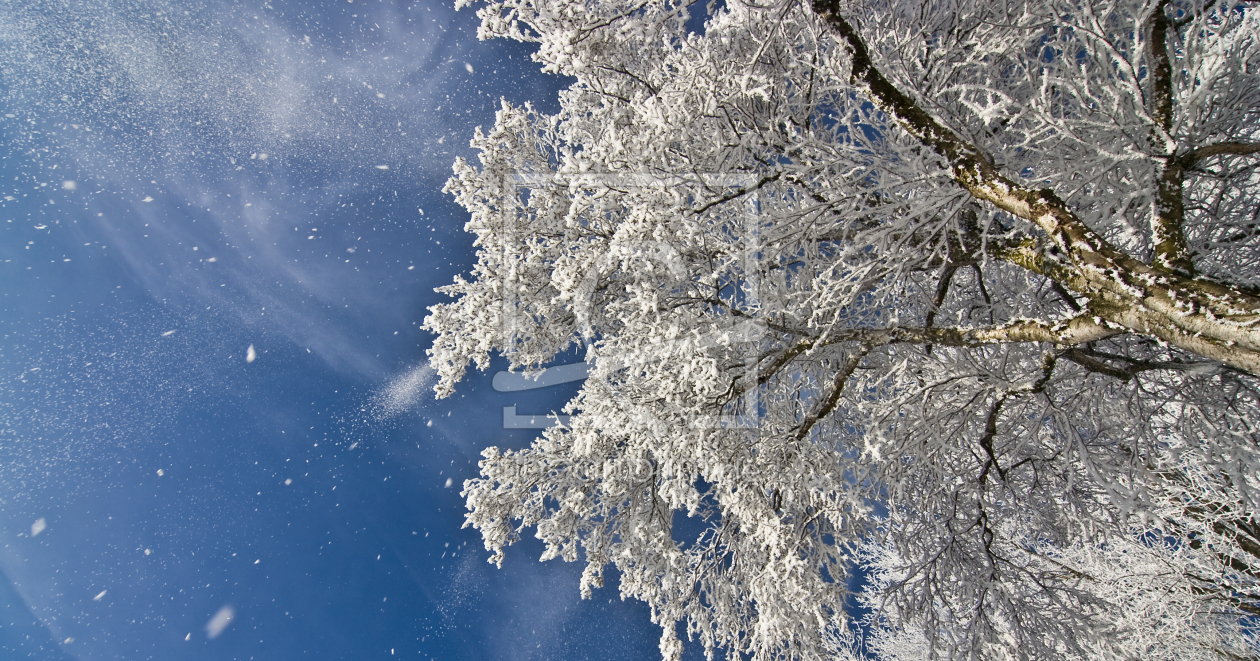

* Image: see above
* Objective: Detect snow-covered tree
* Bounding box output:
[424,0,1260,658]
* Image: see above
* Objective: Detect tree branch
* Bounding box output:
[793,348,865,441]
[1064,347,1230,381]
[809,0,1260,376]
[1185,141,1260,164]
[694,172,781,215]
[924,264,960,334]
[803,313,1120,351]
[978,352,1057,485]
[1148,0,1194,275]
[596,65,659,97]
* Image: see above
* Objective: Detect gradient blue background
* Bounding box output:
[0,1,693,658]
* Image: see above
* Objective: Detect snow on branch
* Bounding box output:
[431,1,1260,658]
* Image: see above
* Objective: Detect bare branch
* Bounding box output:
[1186,142,1260,164]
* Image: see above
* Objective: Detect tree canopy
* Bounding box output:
[424,0,1260,658]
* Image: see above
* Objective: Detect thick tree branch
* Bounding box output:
[814,313,1120,349]
[810,0,1260,375]
[1186,141,1260,164]
[726,315,1124,413]
[1148,0,1194,274]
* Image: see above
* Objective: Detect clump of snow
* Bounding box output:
[30,518,46,536]
[245,344,256,363]
[205,605,235,639]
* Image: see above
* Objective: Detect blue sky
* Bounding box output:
[0,1,676,658]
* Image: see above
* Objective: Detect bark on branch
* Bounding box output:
[1148,0,1194,275]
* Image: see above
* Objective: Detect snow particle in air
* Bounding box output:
[464,63,474,73]
[245,345,257,363]
[62,181,76,190]
[369,364,436,420]
[205,605,235,639]
[285,478,292,485]
[94,590,107,601]
[444,478,453,488]
[31,518,46,536]
[156,469,164,476]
